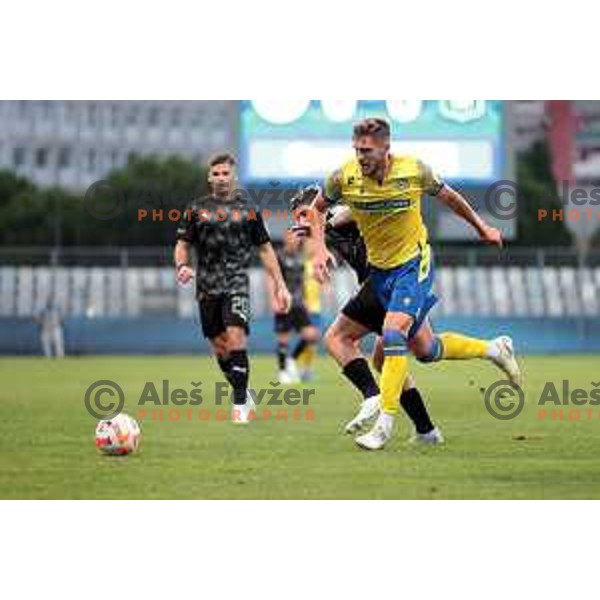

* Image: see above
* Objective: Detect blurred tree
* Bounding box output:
[103,155,209,246]
[0,170,37,208]
[0,156,209,246]
[516,141,572,246]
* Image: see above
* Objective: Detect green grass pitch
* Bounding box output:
[1,354,599,499]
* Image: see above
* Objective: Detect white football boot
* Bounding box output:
[410,426,444,445]
[246,389,257,411]
[278,369,292,384]
[344,395,381,434]
[488,336,522,387]
[231,390,257,424]
[231,402,249,423]
[355,412,394,450]
[285,358,301,384]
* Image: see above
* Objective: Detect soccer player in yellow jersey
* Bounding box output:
[298,239,321,380]
[310,117,521,450]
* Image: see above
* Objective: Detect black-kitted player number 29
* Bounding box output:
[231,295,250,323]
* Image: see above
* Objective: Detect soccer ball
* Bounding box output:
[95,413,141,456]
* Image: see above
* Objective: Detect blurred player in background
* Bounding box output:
[298,236,322,381]
[34,297,65,358]
[175,153,292,423]
[310,118,521,450]
[292,188,441,443]
[270,229,320,383]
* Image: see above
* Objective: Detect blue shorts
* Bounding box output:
[309,313,321,328]
[370,251,438,340]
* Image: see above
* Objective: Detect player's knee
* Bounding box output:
[382,329,408,357]
[213,346,228,359]
[415,336,443,363]
[226,328,246,352]
[211,335,228,358]
[325,324,350,355]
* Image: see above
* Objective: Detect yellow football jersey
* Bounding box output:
[325,155,443,270]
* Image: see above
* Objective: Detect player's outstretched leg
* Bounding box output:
[411,321,522,387]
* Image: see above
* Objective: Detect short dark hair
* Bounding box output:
[209,153,236,168]
[352,118,390,141]
[290,185,320,211]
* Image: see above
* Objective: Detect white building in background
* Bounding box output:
[512,100,547,152]
[0,101,237,190]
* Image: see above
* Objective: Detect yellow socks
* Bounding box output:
[296,344,317,369]
[381,330,409,415]
[381,355,409,415]
[439,332,489,360]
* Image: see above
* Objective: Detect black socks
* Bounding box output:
[292,338,309,360]
[400,387,434,434]
[224,350,249,405]
[228,350,249,405]
[277,342,288,371]
[342,358,380,400]
[217,356,234,385]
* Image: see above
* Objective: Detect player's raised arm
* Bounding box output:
[258,242,292,314]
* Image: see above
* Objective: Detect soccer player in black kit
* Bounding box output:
[291,187,442,444]
[175,154,292,423]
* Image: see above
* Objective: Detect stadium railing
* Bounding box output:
[2,246,600,354]
[2,246,600,318]
[2,245,600,268]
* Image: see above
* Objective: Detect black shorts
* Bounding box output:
[198,294,250,339]
[274,303,311,334]
[341,277,386,335]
